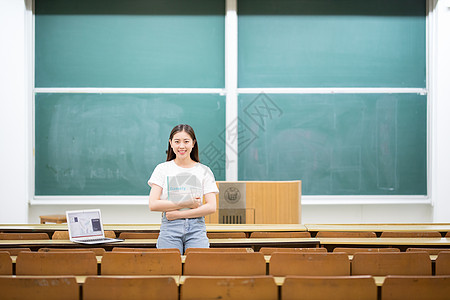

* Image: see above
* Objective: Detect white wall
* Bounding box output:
[0,0,28,223]
[432,0,450,222]
[1,0,449,225]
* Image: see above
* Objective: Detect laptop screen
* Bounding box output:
[67,210,104,238]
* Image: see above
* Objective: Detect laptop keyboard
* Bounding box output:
[79,237,111,242]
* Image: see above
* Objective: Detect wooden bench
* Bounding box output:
[316,231,377,238]
[112,247,180,253]
[207,232,247,239]
[83,276,178,300]
[333,247,401,254]
[0,248,31,255]
[259,247,327,255]
[380,231,442,238]
[0,251,12,275]
[250,231,311,238]
[0,276,78,300]
[181,276,277,300]
[436,251,450,275]
[269,252,350,276]
[118,232,159,239]
[101,252,182,275]
[282,275,377,300]
[407,247,450,255]
[15,251,97,275]
[0,233,49,240]
[184,247,253,254]
[382,275,450,300]
[38,247,106,256]
[184,252,266,276]
[352,252,431,276]
[52,230,116,239]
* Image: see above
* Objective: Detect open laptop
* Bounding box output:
[66,209,123,244]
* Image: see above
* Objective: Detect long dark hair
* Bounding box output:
[166,124,200,162]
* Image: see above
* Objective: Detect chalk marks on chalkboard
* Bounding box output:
[238,93,426,195]
[331,146,362,194]
[376,96,398,191]
[35,93,226,195]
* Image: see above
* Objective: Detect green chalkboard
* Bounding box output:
[238,0,426,88]
[35,0,225,88]
[238,93,427,195]
[35,93,226,195]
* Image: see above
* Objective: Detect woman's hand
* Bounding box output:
[180,197,201,209]
[165,210,181,221]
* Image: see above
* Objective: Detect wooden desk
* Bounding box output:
[206,224,307,232]
[0,238,319,252]
[271,276,384,287]
[0,223,308,235]
[10,255,438,266]
[0,275,385,287]
[306,223,450,236]
[208,238,319,251]
[318,237,450,252]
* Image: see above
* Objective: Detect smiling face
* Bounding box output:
[169,131,196,160]
[166,124,200,162]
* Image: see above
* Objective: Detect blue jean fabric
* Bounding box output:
[157,213,209,254]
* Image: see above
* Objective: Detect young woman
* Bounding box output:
[148,124,218,254]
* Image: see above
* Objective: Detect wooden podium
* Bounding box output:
[205,181,301,224]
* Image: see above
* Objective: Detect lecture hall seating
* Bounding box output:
[83,276,178,300]
[0,276,79,300]
[38,247,106,256]
[332,247,401,254]
[0,248,31,255]
[250,231,311,238]
[183,252,266,276]
[117,232,159,239]
[0,232,49,240]
[207,232,247,239]
[112,247,180,253]
[381,275,450,300]
[406,247,450,255]
[0,251,12,275]
[181,276,278,300]
[269,252,350,276]
[184,247,253,254]
[281,275,377,300]
[259,247,327,255]
[52,230,116,239]
[15,251,98,275]
[352,252,432,276]
[435,251,450,275]
[380,231,442,238]
[315,231,377,238]
[101,252,182,275]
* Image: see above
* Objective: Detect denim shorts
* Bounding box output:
[157,213,209,254]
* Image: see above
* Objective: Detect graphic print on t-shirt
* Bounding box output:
[167,172,202,206]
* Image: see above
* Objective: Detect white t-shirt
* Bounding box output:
[148,160,219,203]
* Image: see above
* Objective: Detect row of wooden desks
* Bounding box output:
[319,237,450,251]
[9,254,439,265]
[0,274,388,287]
[305,223,450,235]
[1,223,450,234]
[0,224,308,236]
[2,238,450,252]
[0,238,319,252]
